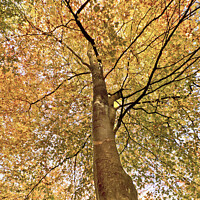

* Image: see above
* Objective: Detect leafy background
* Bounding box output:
[0,0,200,199]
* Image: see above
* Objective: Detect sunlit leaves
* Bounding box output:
[1,0,199,199]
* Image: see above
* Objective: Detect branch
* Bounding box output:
[122,121,161,161]
[133,107,171,119]
[121,66,199,111]
[119,126,130,155]
[24,134,91,200]
[122,116,200,187]
[8,12,89,68]
[27,80,65,111]
[121,64,129,88]
[53,36,90,68]
[115,55,199,134]
[37,19,75,35]
[122,0,197,112]
[146,60,200,96]
[139,95,187,104]
[108,89,123,106]
[124,48,200,100]
[76,0,90,15]
[12,5,89,68]
[135,24,176,56]
[151,49,200,86]
[64,0,100,62]
[141,0,195,96]
[104,0,174,79]
[27,72,90,111]
[193,82,200,87]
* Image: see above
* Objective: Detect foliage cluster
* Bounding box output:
[0,0,200,199]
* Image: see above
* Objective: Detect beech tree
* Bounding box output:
[1,0,200,199]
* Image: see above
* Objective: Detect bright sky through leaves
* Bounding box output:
[0,0,200,199]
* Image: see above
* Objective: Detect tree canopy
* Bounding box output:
[0,0,200,199]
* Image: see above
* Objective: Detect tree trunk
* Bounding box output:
[88,49,138,200]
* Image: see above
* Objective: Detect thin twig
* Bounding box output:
[24,134,91,200]
[28,72,90,111]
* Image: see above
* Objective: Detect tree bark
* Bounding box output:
[87,49,138,200]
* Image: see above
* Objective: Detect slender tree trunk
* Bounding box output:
[87,49,138,200]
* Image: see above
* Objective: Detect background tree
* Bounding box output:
[0,0,199,199]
